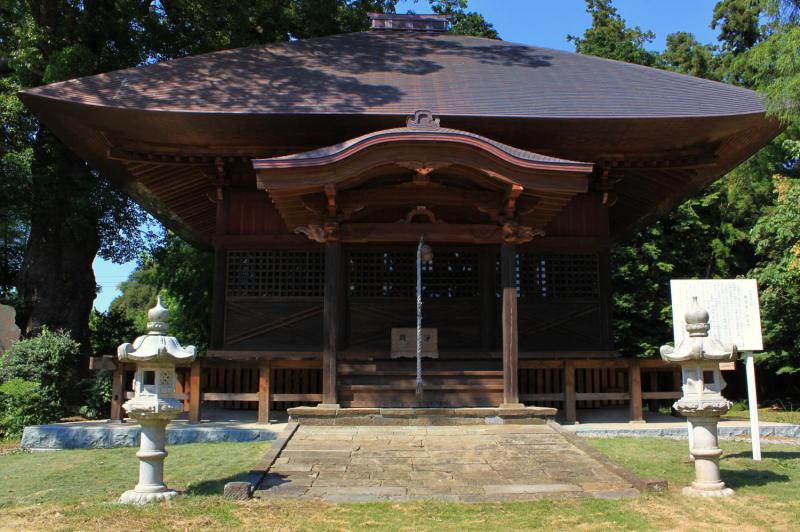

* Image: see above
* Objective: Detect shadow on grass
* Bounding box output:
[720,469,791,490]
[185,470,292,497]
[185,472,252,496]
[724,451,800,460]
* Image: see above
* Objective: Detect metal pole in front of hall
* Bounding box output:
[745,352,762,461]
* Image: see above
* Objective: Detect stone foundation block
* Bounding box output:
[223,481,253,500]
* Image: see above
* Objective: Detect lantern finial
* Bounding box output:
[147,295,169,334]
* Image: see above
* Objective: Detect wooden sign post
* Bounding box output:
[670,279,764,461]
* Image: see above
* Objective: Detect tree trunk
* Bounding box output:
[16,131,101,387]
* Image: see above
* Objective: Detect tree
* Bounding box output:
[2,0,430,391]
[741,1,800,123]
[750,175,800,374]
[140,233,213,351]
[567,0,658,65]
[569,0,796,361]
[711,0,763,54]
[740,1,800,375]
[662,32,718,78]
[2,2,163,368]
[430,0,497,38]
[108,233,212,350]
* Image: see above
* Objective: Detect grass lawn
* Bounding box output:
[722,405,800,425]
[1,437,798,531]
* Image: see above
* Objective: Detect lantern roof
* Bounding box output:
[117,297,196,366]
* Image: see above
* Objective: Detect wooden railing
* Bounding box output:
[96,354,693,424]
[519,358,682,423]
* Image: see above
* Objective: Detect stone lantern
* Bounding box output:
[117,296,196,505]
[660,296,736,497]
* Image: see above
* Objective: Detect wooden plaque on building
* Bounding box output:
[390,328,439,359]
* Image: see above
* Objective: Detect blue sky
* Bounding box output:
[92,0,723,312]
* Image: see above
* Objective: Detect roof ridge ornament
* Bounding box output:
[368,13,450,32]
[407,110,440,129]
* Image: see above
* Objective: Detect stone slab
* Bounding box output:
[483,483,582,495]
[255,423,642,502]
[287,406,556,427]
[564,422,800,441]
[21,421,283,450]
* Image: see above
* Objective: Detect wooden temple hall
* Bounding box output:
[21,14,780,423]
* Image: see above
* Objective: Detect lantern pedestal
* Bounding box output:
[118,397,183,504]
[660,296,737,498]
[676,398,734,497]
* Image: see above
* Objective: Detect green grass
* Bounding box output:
[722,404,800,425]
[0,438,798,531]
[0,441,269,508]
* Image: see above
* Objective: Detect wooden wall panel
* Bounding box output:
[517,301,606,350]
[227,191,289,235]
[224,298,323,349]
[348,298,482,350]
[545,192,609,237]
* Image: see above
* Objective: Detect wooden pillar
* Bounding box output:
[564,360,577,423]
[629,359,644,423]
[597,251,614,348]
[258,361,272,424]
[189,360,202,423]
[500,243,522,407]
[109,365,125,423]
[321,241,342,407]
[210,162,229,350]
[175,369,189,412]
[648,370,660,413]
[210,247,227,349]
[672,367,682,394]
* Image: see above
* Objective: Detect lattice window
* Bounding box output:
[349,251,479,298]
[518,253,599,299]
[226,251,324,297]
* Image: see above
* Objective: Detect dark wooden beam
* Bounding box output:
[213,233,610,251]
[564,360,576,423]
[340,223,504,243]
[629,359,644,423]
[210,173,229,349]
[189,361,202,423]
[258,361,272,424]
[110,366,126,423]
[337,186,503,211]
[500,243,522,407]
[321,241,343,407]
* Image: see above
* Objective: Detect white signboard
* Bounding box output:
[670,279,763,352]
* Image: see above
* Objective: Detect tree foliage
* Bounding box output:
[429,0,498,38]
[0,0,494,407]
[750,176,800,374]
[572,0,799,372]
[567,0,658,65]
[0,327,81,414]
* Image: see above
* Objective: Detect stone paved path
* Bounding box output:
[255,424,638,502]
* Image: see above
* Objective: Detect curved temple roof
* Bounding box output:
[253,121,593,172]
[23,31,765,119]
[18,30,783,246]
[253,114,595,232]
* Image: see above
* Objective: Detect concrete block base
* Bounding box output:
[223,481,254,500]
[682,486,734,497]
[119,489,179,505]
